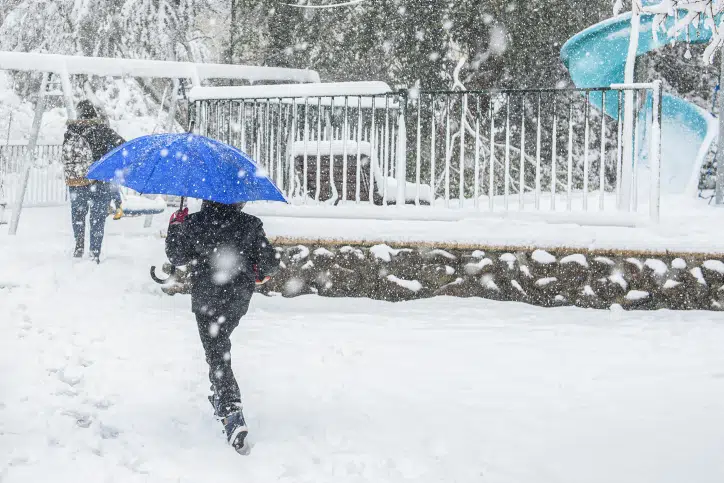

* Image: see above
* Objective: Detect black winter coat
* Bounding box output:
[165,203,279,316]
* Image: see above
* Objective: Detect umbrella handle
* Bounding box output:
[179,196,185,211]
[150,265,176,284]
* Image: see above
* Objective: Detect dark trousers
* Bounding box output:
[69,183,110,257]
[195,310,244,416]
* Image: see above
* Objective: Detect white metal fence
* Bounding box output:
[192,83,662,221]
[0,144,68,207]
[1,84,662,223]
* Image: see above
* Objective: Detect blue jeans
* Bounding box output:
[69,183,111,257]
[111,185,122,209]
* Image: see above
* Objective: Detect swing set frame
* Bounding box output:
[0,51,321,234]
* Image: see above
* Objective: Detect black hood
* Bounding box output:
[201,200,246,213]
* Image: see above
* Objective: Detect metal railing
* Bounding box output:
[192,93,408,206]
[0,144,68,207]
[191,83,662,222]
[0,84,662,222]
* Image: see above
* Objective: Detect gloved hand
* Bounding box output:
[169,207,189,226]
[253,264,271,285]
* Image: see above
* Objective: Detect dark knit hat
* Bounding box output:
[76,100,98,120]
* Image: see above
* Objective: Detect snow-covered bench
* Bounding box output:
[288,139,433,205]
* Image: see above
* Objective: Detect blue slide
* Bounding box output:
[561,11,718,196]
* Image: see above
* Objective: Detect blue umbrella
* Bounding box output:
[87,133,287,204]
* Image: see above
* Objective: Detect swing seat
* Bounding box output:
[120,193,167,216]
[123,208,166,216]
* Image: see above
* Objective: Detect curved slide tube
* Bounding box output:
[561,12,718,196]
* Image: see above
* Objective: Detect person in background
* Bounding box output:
[165,200,279,454]
[61,100,125,262]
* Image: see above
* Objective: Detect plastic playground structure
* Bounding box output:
[561,8,719,198]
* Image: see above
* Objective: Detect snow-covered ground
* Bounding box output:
[249,193,724,254]
[2,208,724,482]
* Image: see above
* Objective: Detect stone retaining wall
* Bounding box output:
[161,241,724,310]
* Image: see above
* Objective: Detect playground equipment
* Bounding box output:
[0,51,320,233]
[561,10,719,200]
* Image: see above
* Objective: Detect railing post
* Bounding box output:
[396,91,408,207]
[619,3,641,212]
[167,78,180,132]
[716,44,724,205]
[9,72,50,235]
[649,81,662,223]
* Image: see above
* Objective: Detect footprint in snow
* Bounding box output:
[61,409,93,428]
[57,367,84,387]
[86,397,114,410]
[99,423,120,440]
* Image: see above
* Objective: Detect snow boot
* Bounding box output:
[73,243,84,258]
[208,387,248,453]
[223,410,248,452]
[113,207,124,220]
[222,408,248,453]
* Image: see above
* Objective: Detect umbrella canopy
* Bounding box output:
[87,133,287,204]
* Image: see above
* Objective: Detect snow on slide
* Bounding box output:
[2,209,724,482]
[561,11,718,196]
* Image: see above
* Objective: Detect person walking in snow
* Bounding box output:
[61,100,125,261]
[165,200,278,453]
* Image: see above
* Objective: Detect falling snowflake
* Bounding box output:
[211,246,242,285]
[255,167,269,178]
[284,277,305,296]
[114,169,126,184]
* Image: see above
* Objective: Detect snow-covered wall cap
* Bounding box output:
[0,51,321,84]
[188,81,393,102]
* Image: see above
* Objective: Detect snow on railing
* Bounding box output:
[189,82,392,101]
[0,51,321,85]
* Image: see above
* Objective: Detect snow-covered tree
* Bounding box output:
[0,0,213,62]
[615,0,724,62]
